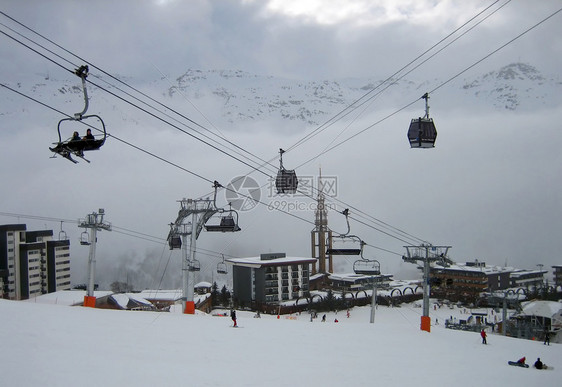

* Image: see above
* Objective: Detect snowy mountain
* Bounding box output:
[2,62,560,127]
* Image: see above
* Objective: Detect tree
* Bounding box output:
[220,285,231,307]
[211,282,219,307]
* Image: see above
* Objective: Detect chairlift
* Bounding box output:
[326,209,364,255]
[205,207,241,232]
[49,65,107,163]
[276,148,298,194]
[407,93,437,149]
[58,221,68,241]
[327,235,364,255]
[353,258,381,276]
[80,231,90,245]
[188,259,200,272]
[217,254,228,275]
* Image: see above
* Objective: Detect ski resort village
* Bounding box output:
[2,1,562,386]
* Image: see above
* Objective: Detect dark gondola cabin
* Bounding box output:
[276,148,298,194]
[276,168,298,194]
[408,92,437,149]
[407,117,437,148]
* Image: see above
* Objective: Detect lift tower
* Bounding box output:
[168,182,240,314]
[403,244,451,332]
[79,209,111,307]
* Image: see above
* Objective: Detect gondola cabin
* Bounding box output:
[276,148,298,194]
[168,235,182,250]
[408,117,437,148]
[276,168,298,194]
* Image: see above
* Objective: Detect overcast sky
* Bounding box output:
[1,0,562,289]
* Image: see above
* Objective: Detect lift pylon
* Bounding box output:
[78,209,111,308]
[403,244,451,332]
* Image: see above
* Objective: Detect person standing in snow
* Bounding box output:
[544,329,550,345]
[480,328,487,344]
[230,309,237,327]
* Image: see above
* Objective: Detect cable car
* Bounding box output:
[205,207,241,232]
[353,258,381,275]
[217,254,228,275]
[80,231,90,245]
[276,148,298,194]
[407,93,437,149]
[49,65,107,163]
[168,235,182,250]
[326,209,364,255]
[188,259,200,272]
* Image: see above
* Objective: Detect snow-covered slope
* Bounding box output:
[1,298,559,387]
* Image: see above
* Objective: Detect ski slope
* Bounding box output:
[1,297,559,386]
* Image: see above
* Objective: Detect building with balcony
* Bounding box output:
[227,253,316,306]
[0,224,71,300]
[430,261,513,302]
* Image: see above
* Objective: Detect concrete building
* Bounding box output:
[227,253,316,306]
[553,265,562,288]
[0,224,71,300]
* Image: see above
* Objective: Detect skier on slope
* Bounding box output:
[230,309,237,327]
[480,328,487,344]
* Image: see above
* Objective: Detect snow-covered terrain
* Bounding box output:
[2,296,559,387]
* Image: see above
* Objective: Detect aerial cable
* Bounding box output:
[283,0,507,154]
[429,6,562,95]
[0,12,279,175]
[294,5,562,172]
[0,16,441,252]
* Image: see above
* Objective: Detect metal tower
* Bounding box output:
[403,244,451,332]
[168,182,239,314]
[78,209,111,307]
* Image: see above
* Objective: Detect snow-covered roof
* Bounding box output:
[25,290,113,306]
[226,255,316,268]
[517,300,562,319]
[329,272,391,282]
[195,281,212,288]
[435,263,514,274]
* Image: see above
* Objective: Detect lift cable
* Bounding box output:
[283,0,508,154]
[294,4,562,170]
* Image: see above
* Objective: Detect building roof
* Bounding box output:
[517,300,562,319]
[434,263,514,275]
[226,256,316,268]
[329,272,391,283]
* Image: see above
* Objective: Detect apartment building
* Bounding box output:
[0,224,71,300]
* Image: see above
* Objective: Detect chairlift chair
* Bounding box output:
[407,93,437,149]
[326,208,364,255]
[58,221,68,241]
[326,235,364,255]
[49,65,107,163]
[80,231,91,245]
[205,208,241,232]
[353,259,381,276]
[276,148,298,194]
[217,254,228,274]
[188,259,201,272]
